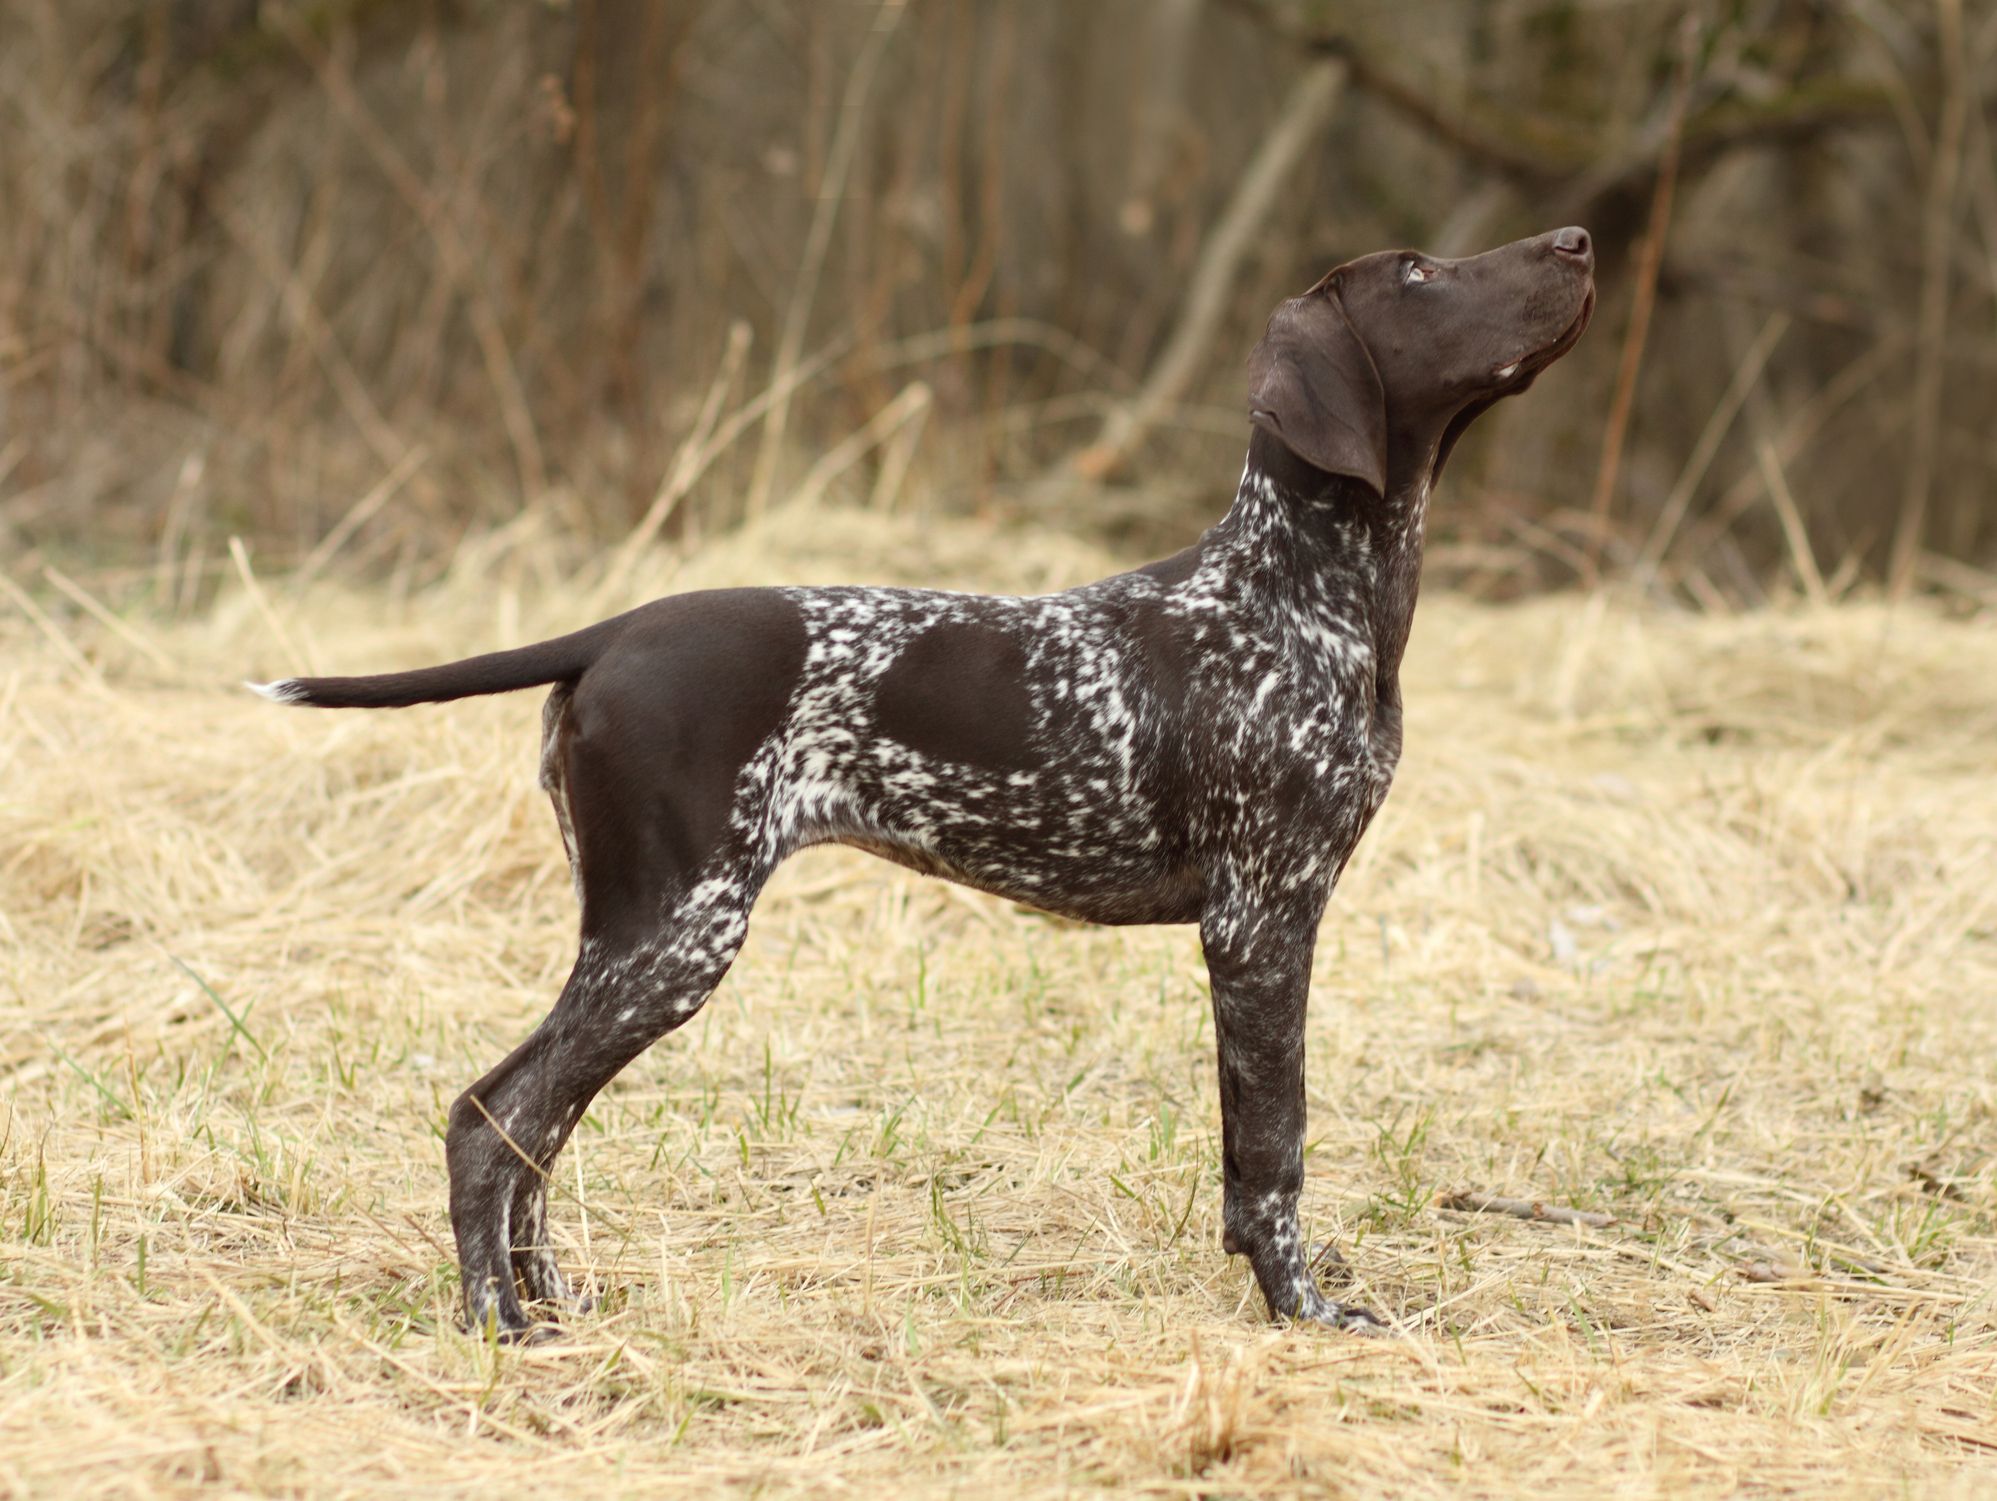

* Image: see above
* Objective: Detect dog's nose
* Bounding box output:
[1552,226,1593,267]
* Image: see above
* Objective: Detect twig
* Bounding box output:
[1221,0,1913,222]
[1213,0,1552,181]
[790,382,933,513]
[595,314,1125,606]
[1756,440,1828,607]
[296,445,429,588]
[463,1092,632,1237]
[1586,16,1698,582]
[40,566,173,672]
[1547,81,1907,225]
[1737,1257,1810,1284]
[1065,58,1348,481]
[214,203,407,472]
[283,16,546,500]
[1919,553,1997,605]
[1117,0,1202,239]
[1671,334,1899,572]
[747,0,908,519]
[593,320,754,611]
[1634,311,1790,582]
[229,536,313,676]
[0,570,104,689]
[868,386,928,514]
[1889,0,1966,598]
[152,453,205,616]
[1438,1191,1617,1230]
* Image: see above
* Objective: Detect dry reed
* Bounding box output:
[2,503,1994,1498]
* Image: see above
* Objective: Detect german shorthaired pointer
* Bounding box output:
[254,227,1594,1339]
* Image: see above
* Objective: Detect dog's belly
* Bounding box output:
[832,826,1206,926]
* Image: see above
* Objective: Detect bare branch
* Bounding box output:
[1066,57,1347,480]
[1439,1191,1618,1230]
[1217,0,1908,224]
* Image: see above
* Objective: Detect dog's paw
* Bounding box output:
[1295,1299,1395,1337]
[1329,1303,1396,1336]
[493,1320,567,1347]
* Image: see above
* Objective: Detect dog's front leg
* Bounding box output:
[1201,884,1385,1332]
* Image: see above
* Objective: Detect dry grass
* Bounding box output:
[3,503,1994,1498]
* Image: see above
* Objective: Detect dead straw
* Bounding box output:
[2,501,1994,1498]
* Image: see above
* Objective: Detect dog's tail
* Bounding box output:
[246,616,627,710]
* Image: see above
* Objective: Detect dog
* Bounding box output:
[252,227,1594,1339]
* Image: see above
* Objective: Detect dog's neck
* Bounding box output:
[1212,430,1435,684]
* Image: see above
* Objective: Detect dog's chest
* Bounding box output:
[1185,624,1391,870]
[1152,557,1401,908]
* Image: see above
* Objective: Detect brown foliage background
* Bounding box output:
[2,0,1992,597]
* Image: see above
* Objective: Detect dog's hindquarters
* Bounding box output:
[443,590,811,1334]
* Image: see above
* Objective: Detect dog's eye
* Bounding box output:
[1404,261,1435,286]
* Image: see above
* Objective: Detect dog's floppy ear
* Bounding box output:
[1246,284,1387,496]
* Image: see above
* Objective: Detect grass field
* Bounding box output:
[3,506,1994,1498]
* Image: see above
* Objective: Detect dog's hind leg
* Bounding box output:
[446,860,767,1339]
[446,680,782,1338]
[499,682,590,1315]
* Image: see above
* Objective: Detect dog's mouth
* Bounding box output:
[1489,283,1595,387]
[1435,283,1594,478]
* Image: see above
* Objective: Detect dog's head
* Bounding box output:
[1247,227,1595,495]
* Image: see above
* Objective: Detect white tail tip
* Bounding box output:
[246,679,307,705]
